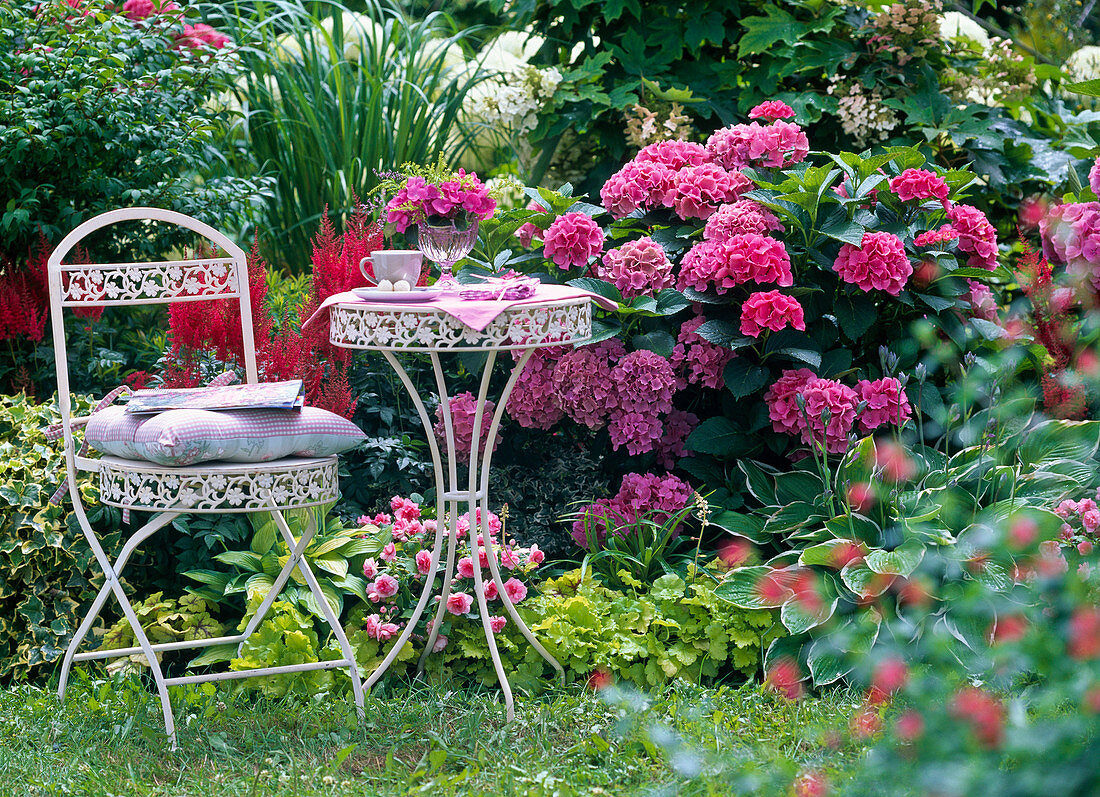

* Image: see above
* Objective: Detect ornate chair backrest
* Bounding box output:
[47,207,256,468]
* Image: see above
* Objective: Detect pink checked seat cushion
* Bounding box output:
[85,406,365,466]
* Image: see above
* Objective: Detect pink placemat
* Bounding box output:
[302,283,618,334]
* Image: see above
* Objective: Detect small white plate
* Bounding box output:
[352,287,445,303]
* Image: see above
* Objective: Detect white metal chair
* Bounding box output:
[47,207,364,749]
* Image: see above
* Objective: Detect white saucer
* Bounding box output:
[352,287,445,303]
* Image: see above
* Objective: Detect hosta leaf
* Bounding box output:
[806,634,850,686]
[710,511,770,543]
[865,542,925,576]
[715,566,791,609]
[780,590,838,635]
[1017,420,1100,468]
[841,560,892,597]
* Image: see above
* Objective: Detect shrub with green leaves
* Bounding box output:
[0,393,124,682]
[0,0,264,264]
[101,592,226,674]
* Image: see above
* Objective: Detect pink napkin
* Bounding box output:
[302,283,618,334]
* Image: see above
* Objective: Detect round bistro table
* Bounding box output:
[329,294,595,718]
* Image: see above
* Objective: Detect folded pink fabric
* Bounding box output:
[302,283,618,334]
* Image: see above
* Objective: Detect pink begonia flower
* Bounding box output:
[434,391,497,460]
[552,338,625,429]
[489,615,507,633]
[748,101,796,121]
[799,378,859,454]
[480,579,499,601]
[739,290,806,337]
[503,578,528,603]
[457,508,503,541]
[515,201,548,248]
[379,542,397,562]
[415,549,434,575]
[422,518,438,534]
[704,200,784,241]
[391,517,423,541]
[432,635,449,652]
[664,164,753,220]
[477,546,493,569]
[446,592,474,615]
[1091,156,1100,197]
[364,614,400,641]
[635,139,711,169]
[526,544,545,567]
[500,546,522,569]
[856,377,912,433]
[656,408,698,469]
[678,233,793,294]
[705,120,809,170]
[598,236,674,299]
[889,168,950,206]
[507,347,566,430]
[947,204,999,269]
[671,315,734,390]
[833,231,912,296]
[764,369,819,435]
[369,574,399,600]
[390,495,421,521]
[362,558,379,579]
[913,226,959,248]
[457,557,476,579]
[542,212,604,268]
[600,160,677,219]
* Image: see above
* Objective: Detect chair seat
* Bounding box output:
[90,454,340,513]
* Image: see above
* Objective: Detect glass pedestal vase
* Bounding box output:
[417,218,479,284]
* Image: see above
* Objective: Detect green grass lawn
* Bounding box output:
[0,674,868,796]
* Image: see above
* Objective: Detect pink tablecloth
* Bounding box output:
[302,283,618,334]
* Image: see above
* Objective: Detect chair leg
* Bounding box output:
[269,510,365,720]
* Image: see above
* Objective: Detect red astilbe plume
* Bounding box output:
[1016,230,1086,419]
[0,232,56,342]
[310,203,384,299]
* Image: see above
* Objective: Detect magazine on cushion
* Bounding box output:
[124,380,305,414]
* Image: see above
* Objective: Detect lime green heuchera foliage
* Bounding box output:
[101,592,226,673]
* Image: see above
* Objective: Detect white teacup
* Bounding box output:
[361,250,424,285]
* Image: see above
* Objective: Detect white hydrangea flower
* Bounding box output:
[939,11,990,51]
[1066,46,1100,82]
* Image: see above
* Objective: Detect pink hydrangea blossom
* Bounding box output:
[749,101,796,121]
[122,0,155,20]
[572,472,694,549]
[947,204,999,269]
[889,168,950,205]
[913,226,959,248]
[705,121,809,170]
[764,369,818,435]
[678,234,793,294]
[799,378,859,454]
[856,377,912,433]
[704,200,785,241]
[503,578,528,603]
[489,615,507,633]
[176,22,230,51]
[415,549,434,575]
[610,350,678,416]
[600,160,677,219]
[599,236,674,298]
[740,291,806,337]
[515,201,547,248]
[833,231,912,296]
[542,212,604,268]
[507,348,565,430]
[607,411,665,455]
[552,339,625,429]
[663,164,753,220]
[635,140,712,169]
[656,408,698,469]
[369,573,399,601]
[434,391,497,460]
[1040,202,1100,271]
[966,279,998,321]
[446,592,474,615]
[671,315,734,390]
[1091,156,1100,197]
